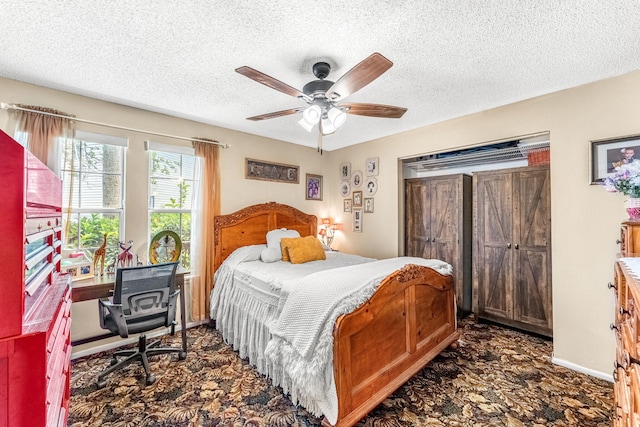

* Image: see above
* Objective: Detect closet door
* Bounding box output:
[513,168,552,332]
[430,177,458,265]
[474,171,514,321]
[405,179,432,258]
[405,175,471,312]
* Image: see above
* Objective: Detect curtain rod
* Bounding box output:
[0,102,230,148]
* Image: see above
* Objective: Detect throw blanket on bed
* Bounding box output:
[265,257,452,424]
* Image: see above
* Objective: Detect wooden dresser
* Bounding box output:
[613,220,640,426]
[0,130,72,427]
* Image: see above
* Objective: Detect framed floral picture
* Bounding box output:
[340,161,351,180]
[591,134,640,184]
[305,174,323,200]
[366,157,379,176]
[343,198,352,212]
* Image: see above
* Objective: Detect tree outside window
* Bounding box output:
[149,150,194,269]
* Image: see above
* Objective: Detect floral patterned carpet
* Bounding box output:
[68,317,612,426]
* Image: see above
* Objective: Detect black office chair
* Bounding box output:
[97,261,186,388]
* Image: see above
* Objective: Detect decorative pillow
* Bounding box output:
[281,236,326,264]
[266,228,300,261]
[260,246,281,263]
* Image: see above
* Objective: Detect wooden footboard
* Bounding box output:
[326,264,459,427]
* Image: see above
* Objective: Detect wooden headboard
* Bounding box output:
[213,202,317,271]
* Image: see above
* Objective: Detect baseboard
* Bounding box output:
[71,320,209,360]
[551,356,613,383]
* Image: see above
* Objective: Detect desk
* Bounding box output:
[71,269,188,352]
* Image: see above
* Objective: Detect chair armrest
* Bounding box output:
[165,289,180,328]
[98,298,129,338]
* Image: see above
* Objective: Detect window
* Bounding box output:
[148,143,195,269]
[61,131,127,269]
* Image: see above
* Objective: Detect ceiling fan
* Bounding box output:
[236,52,407,153]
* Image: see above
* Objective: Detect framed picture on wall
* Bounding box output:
[305,174,323,200]
[344,198,352,212]
[353,190,363,207]
[364,198,374,213]
[340,161,351,180]
[353,208,363,232]
[366,157,379,176]
[590,134,640,184]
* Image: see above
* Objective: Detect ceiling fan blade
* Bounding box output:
[325,53,393,102]
[236,66,309,100]
[246,108,304,121]
[340,102,407,118]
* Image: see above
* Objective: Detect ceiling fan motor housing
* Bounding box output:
[312,61,331,79]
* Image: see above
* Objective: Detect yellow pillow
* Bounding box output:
[281,236,326,264]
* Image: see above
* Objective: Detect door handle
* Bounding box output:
[515,243,519,249]
[507,243,512,249]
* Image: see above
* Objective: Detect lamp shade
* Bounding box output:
[327,107,347,128]
[321,118,336,135]
[298,116,314,132]
[303,105,322,124]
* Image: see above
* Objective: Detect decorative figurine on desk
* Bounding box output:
[118,240,134,268]
[93,233,107,276]
[106,259,116,275]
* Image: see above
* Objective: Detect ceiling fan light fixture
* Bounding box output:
[328,107,347,128]
[298,116,315,132]
[302,105,322,124]
[321,117,337,135]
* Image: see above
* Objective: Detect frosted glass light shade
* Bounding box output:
[328,107,347,128]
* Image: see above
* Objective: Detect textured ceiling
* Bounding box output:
[1,1,639,151]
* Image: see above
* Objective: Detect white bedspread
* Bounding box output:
[210,247,452,425]
[265,257,451,424]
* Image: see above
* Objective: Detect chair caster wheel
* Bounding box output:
[145,374,156,386]
[110,358,118,366]
[178,351,187,360]
[96,380,107,389]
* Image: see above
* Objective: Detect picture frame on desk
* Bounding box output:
[62,256,94,281]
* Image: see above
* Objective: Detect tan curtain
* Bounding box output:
[190,139,220,321]
[9,105,75,176]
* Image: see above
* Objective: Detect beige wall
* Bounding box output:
[328,70,640,377]
[3,71,639,377]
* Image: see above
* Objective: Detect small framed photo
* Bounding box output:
[353,190,363,207]
[590,135,640,184]
[344,198,352,213]
[340,162,351,180]
[340,180,351,197]
[352,170,363,188]
[364,198,374,213]
[364,177,378,196]
[305,174,323,200]
[353,208,363,232]
[366,157,379,176]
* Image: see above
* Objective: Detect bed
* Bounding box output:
[211,202,460,427]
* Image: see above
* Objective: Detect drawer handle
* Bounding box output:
[608,282,617,290]
[507,243,512,249]
[617,239,622,244]
[611,323,619,331]
[620,307,631,316]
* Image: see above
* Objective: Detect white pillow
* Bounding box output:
[260,246,281,263]
[266,228,300,260]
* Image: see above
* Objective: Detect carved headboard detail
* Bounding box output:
[213,202,317,271]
